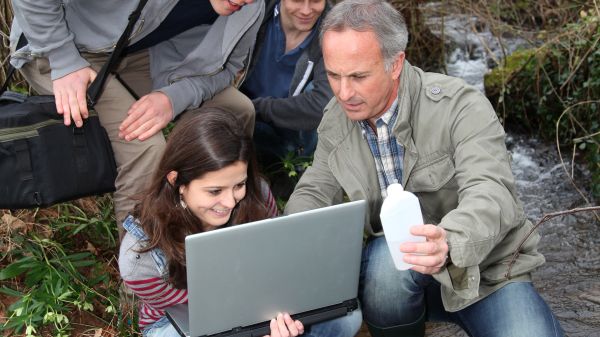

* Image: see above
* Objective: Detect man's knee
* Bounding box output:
[364,311,425,337]
[457,282,564,337]
[203,87,255,136]
[226,88,254,134]
[112,134,166,228]
[360,237,426,327]
[361,275,424,328]
[18,57,54,95]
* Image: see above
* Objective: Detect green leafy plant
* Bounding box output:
[260,151,313,212]
[0,235,104,336]
[42,196,118,249]
[280,151,312,179]
[485,6,600,200]
[0,197,132,337]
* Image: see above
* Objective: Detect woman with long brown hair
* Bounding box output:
[118,108,301,337]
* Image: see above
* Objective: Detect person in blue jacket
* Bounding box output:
[241,0,332,167]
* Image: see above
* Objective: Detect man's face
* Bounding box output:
[322,29,404,124]
[280,0,326,33]
[209,0,254,16]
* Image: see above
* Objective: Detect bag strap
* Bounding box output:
[1,0,148,107]
[87,0,148,106]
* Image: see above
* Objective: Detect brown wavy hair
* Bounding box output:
[134,108,269,289]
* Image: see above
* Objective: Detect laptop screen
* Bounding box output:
[176,200,366,337]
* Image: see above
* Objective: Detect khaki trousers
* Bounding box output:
[20,49,255,229]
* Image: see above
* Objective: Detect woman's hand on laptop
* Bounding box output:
[264,312,304,337]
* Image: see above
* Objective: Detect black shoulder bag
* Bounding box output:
[0,0,147,209]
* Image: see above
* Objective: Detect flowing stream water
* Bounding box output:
[419,4,600,336]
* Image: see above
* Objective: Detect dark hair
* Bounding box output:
[134,107,268,289]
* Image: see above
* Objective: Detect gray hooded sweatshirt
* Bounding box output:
[10,0,264,118]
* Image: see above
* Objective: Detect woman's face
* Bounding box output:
[179,161,248,230]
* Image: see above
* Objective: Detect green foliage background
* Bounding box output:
[485,4,599,199]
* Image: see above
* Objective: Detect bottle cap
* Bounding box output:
[387,183,404,195]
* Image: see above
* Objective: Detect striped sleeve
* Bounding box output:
[119,233,188,328]
[124,277,188,327]
[260,178,279,217]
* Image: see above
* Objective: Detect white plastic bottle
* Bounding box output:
[379,183,426,270]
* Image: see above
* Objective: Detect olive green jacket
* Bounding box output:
[284,61,545,312]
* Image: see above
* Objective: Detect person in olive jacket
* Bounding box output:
[285,1,564,336]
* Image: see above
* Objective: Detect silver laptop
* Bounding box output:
[165,200,366,337]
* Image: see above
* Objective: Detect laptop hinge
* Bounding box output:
[343,298,359,312]
[190,299,359,337]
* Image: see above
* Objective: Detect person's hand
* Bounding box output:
[263,312,304,337]
[52,67,97,127]
[399,224,449,274]
[118,91,173,141]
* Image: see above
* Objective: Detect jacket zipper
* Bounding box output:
[235,47,254,88]
[169,66,225,84]
[128,19,145,43]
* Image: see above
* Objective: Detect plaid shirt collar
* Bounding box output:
[359,98,404,198]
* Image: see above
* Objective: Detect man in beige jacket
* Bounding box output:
[284,0,563,336]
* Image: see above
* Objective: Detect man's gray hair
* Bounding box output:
[319,0,409,71]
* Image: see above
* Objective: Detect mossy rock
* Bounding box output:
[484,48,538,98]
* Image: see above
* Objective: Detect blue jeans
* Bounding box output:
[254,121,317,162]
[305,308,363,337]
[143,309,363,337]
[359,236,564,337]
[143,316,180,337]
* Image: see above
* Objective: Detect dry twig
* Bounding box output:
[505,206,600,279]
[554,101,600,222]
